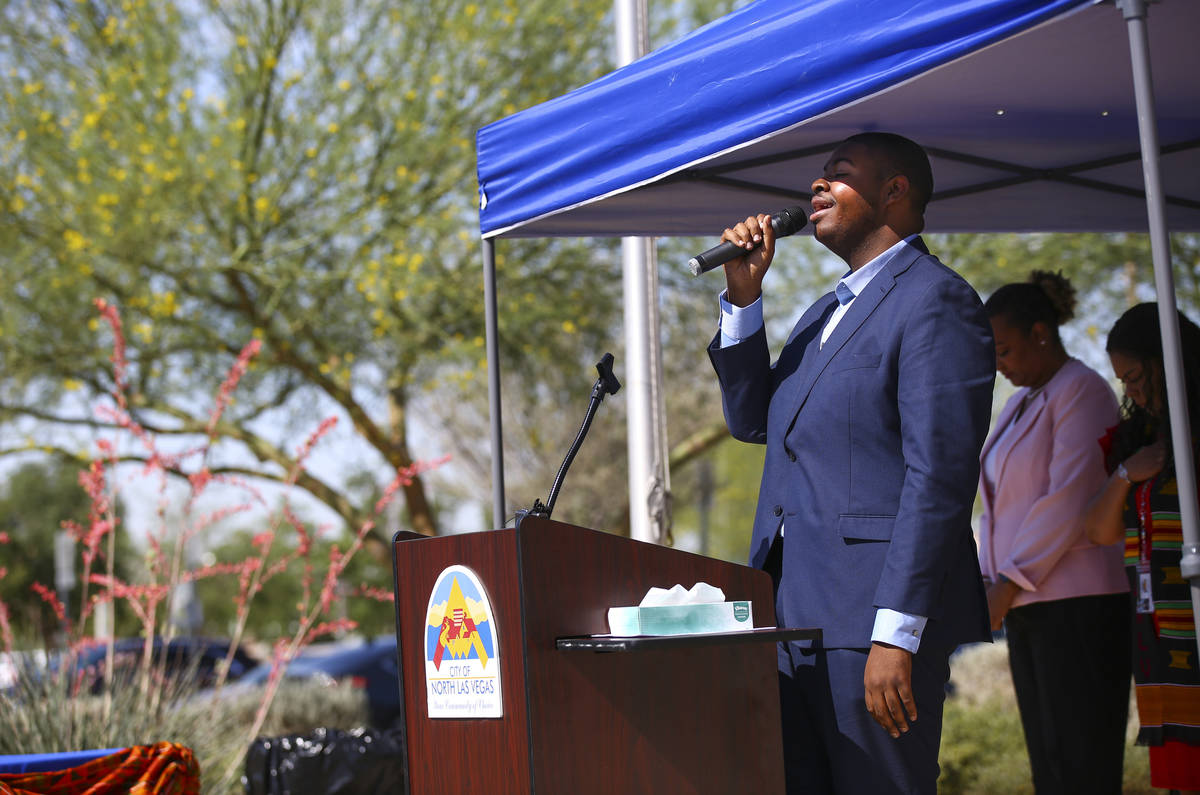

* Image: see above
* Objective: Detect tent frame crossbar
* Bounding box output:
[672,137,1200,208]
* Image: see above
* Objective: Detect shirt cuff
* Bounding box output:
[871,608,928,653]
[718,290,764,348]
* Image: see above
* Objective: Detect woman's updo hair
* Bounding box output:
[984,270,1077,335]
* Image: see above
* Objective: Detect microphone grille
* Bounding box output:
[773,205,808,237]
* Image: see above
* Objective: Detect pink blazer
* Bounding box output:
[978,358,1127,607]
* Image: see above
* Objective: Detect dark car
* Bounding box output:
[57,636,259,693]
[238,635,401,728]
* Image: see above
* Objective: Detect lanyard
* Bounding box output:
[1136,475,1156,564]
[1134,475,1158,616]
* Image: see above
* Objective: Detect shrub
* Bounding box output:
[0,299,435,793]
[940,640,1155,795]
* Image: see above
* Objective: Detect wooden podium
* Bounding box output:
[391,516,817,794]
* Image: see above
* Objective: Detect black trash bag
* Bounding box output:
[242,726,407,795]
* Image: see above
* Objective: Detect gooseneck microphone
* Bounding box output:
[688,205,808,276]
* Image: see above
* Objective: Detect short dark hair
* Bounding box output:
[844,132,933,213]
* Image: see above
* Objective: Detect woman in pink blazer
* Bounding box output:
[979,271,1130,794]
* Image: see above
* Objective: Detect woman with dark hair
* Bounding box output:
[979,270,1130,793]
[1085,301,1200,794]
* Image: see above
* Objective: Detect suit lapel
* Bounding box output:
[813,265,894,365]
[780,238,926,428]
[767,293,835,436]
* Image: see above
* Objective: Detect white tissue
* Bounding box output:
[638,582,725,607]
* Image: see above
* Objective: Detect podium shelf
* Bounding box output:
[555,627,820,652]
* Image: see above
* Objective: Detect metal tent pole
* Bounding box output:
[615,0,671,544]
[483,238,506,528]
[1119,0,1200,659]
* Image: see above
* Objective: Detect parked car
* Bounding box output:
[55,636,260,693]
[238,635,401,728]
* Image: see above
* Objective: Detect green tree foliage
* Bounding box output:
[0,0,626,540]
[933,232,1200,329]
[0,458,136,642]
[193,525,393,641]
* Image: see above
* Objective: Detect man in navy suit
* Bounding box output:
[708,132,994,794]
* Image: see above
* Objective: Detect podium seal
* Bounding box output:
[423,564,503,718]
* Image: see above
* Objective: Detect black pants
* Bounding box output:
[1004,593,1132,795]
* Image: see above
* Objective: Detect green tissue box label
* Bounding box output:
[606,600,754,636]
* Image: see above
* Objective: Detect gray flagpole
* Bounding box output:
[1119,0,1200,659]
[615,0,672,545]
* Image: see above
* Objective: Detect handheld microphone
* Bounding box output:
[688,205,808,276]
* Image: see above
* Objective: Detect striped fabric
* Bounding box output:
[0,743,199,795]
[1123,469,1200,755]
[1156,601,1198,640]
[1136,683,1200,733]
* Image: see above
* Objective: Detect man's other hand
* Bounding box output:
[864,642,916,739]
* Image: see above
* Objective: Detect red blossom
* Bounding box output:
[317,546,343,615]
[262,638,293,686]
[184,560,256,582]
[283,507,311,557]
[374,455,451,515]
[78,460,108,503]
[0,531,8,544]
[207,339,263,437]
[353,584,395,603]
[294,416,338,462]
[0,601,13,655]
[304,618,358,645]
[88,574,170,603]
[184,503,252,539]
[31,582,67,624]
[80,519,114,566]
[234,558,265,610]
[189,469,212,493]
[92,298,127,408]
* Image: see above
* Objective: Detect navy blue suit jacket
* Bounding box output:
[709,237,994,650]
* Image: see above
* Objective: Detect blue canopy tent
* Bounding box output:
[474,0,1200,645]
[478,0,1199,238]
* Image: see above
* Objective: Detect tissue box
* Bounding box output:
[606,601,754,636]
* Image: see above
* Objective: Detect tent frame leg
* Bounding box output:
[483,238,506,529]
[1119,0,1200,661]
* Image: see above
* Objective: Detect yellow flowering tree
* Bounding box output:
[0,0,632,538]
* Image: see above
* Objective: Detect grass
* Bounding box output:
[940,640,1152,794]
[1,666,371,795]
[4,637,1159,793]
